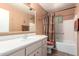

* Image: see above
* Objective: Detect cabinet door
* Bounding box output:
[36,47,42,56]
[29,47,42,56]
[9,49,25,56]
[42,44,47,56]
[26,41,42,55]
[28,50,37,56]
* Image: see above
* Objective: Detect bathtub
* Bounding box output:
[55,20,77,55]
[56,42,77,55]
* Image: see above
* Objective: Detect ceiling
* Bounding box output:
[8,3,35,15]
[39,3,76,12]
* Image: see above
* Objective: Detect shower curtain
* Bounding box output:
[43,15,49,40]
[43,14,56,47]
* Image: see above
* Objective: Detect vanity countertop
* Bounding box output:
[0,35,47,56]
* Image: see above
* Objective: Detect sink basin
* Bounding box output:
[13,36,38,42]
[10,35,43,43]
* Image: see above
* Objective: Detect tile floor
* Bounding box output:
[47,49,74,56]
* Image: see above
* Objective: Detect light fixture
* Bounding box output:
[26,3,33,11]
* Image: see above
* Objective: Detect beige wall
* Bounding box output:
[0,3,47,35]
[27,3,47,34]
[54,7,75,20]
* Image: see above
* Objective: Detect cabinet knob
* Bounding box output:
[34,54,36,56]
[37,51,39,54]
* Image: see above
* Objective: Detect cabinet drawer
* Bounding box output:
[26,41,42,55]
[42,38,47,45]
[28,47,42,56]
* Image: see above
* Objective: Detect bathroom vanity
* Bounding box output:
[0,34,47,56]
[0,4,47,56]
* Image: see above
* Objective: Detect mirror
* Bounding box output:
[0,3,36,33]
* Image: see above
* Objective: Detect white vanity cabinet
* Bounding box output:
[26,38,47,56]
[9,49,25,56]
[5,36,47,56]
[26,40,42,56]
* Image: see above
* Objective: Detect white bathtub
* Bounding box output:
[56,42,77,55]
[55,20,77,55]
